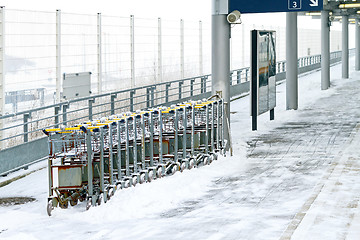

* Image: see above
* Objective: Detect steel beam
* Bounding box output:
[211,0,230,149]
[321,10,330,90]
[286,12,298,110]
[342,15,349,79]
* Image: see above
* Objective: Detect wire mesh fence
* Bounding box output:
[1,8,344,116]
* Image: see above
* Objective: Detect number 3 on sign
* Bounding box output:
[288,0,301,10]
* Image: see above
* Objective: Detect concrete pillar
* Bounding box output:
[342,15,349,79]
[286,12,298,110]
[356,18,360,71]
[321,10,330,90]
[212,0,230,149]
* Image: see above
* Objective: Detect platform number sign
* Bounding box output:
[289,0,301,10]
[229,0,323,13]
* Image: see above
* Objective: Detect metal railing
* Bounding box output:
[0,49,350,176]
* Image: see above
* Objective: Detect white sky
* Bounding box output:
[1,0,333,29]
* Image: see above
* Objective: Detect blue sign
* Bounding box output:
[229,0,323,14]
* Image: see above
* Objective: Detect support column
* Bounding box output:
[321,10,330,90]
[212,0,230,149]
[356,18,360,71]
[342,15,349,79]
[286,12,298,110]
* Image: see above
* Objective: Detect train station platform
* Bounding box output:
[0,57,360,239]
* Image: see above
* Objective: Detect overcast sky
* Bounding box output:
[0,0,346,32]
[1,0,324,28]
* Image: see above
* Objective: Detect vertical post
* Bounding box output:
[180,19,185,79]
[23,113,30,143]
[86,131,95,206]
[199,20,203,76]
[158,18,162,84]
[321,10,330,90]
[62,104,68,125]
[97,13,103,94]
[165,83,170,103]
[286,12,298,110]
[182,107,187,159]
[212,0,230,149]
[111,94,116,115]
[0,6,4,150]
[130,15,135,88]
[54,106,60,128]
[88,99,93,121]
[174,109,179,163]
[179,81,183,100]
[356,19,360,71]
[99,127,105,198]
[342,15,349,79]
[116,121,122,180]
[56,10,61,103]
[130,90,134,112]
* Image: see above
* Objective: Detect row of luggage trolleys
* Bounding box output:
[43,98,225,216]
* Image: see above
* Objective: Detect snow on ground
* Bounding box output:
[0,57,360,240]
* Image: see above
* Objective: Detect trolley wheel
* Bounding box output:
[70,199,78,207]
[132,176,138,187]
[47,199,54,217]
[59,200,68,209]
[98,195,103,205]
[124,180,131,188]
[157,167,163,178]
[140,173,146,184]
[86,198,92,211]
[189,159,195,169]
[148,170,154,182]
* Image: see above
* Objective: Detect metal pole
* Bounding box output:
[0,6,4,150]
[56,10,61,103]
[286,12,298,110]
[130,15,135,88]
[321,10,330,90]
[342,15,349,79]
[356,18,360,71]
[97,13,103,94]
[180,19,185,79]
[212,0,230,149]
[199,20,203,76]
[158,18,162,83]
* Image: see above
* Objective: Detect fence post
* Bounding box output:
[179,81,183,100]
[88,99,94,120]
[199,20,203,76]
[23,113,30,143]
[165,83,170,103]
[0,6,4,150]
[130,15,135,88]
[190,79,195,97]
[130,90,135,112]
[62,104,68,126]
[54,106,60,127]
[229,71,233,86]
[111,94,116,115]
[151,86,155,107]
[146,88,150,108]
[56,9,61,103]
[180,19,184,79]
[237,70,241,84]
[97,13,103,94]
[201,77,205,93]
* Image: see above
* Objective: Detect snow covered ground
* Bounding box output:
[1,57,360,240]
